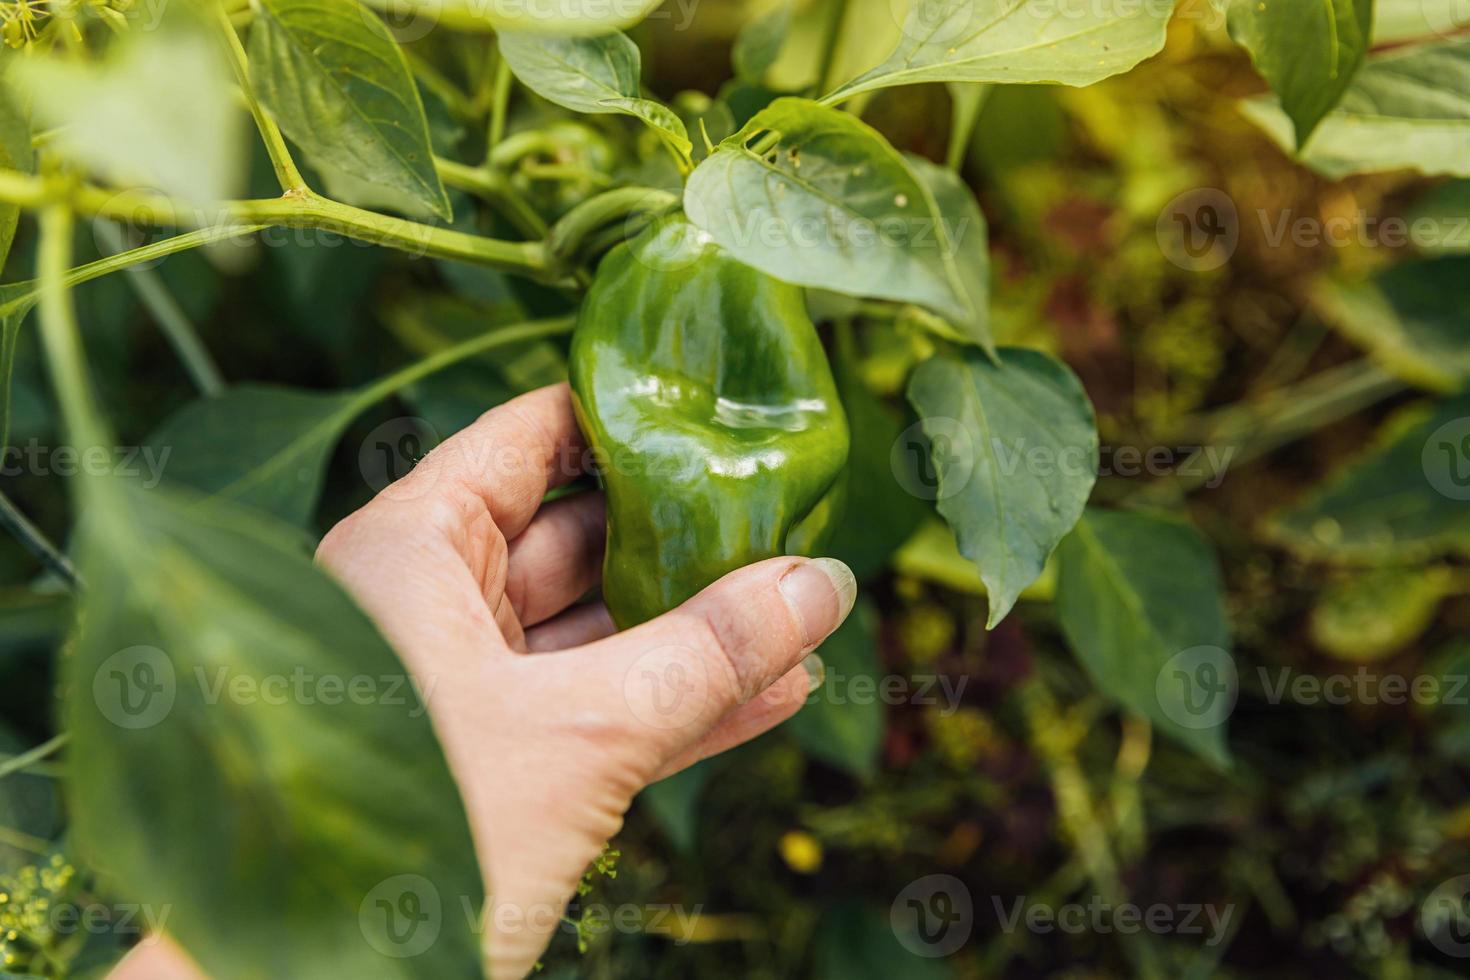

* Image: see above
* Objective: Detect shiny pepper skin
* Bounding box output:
[570,214,850,629]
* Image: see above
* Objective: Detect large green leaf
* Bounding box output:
[1055,509,1232,767]
[12,16,245,202]
[684,98,991,349]
[498,30,691,166]
[1241,38,1470,179]
[144,385,362,527]
[905,154,989,348]
[248,0,451,219]
[786,600,883,780]
[68,481,483,978]
[1228,0,1373,148]
[907,347,1097,627]
[1266,396,1470,562]
[822,0,1175,103]
[1310,257,1470,392]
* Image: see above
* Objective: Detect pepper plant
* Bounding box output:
[0,0,1468,975]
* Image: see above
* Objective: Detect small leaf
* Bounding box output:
[732,1,794,83]
[498,31,691,165]
[68,482,484,978]
[1310,566,1456,662]
[823,0,1174,103]
[1311,256,1470,392]
[685,98,990,348]
[144,385,362,527]
[639,763,710,854]
[1240,38,1470,179]
[12,16,245,202]
[907,347,1098,627]
[787,600,883,780]
[1228,0,1373,148]
[249,0,451,219]
[1055,509,1233,767]
[1266,395,1470,563]
[904,154,989,348]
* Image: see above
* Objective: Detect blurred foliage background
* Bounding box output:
[2,0,1469,977]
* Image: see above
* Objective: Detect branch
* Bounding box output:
[213,3,307,193]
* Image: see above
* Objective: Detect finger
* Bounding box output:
[524,601,617,652]
[654,658,822,780]
[582,556,856,755]
[376,382,587,539]
[505,491,605,627]
[109,939,207,980]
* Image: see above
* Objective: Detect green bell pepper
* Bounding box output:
[570,214,850,629]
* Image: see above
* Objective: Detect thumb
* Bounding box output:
[588,556,858,755]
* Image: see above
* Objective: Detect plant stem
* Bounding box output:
[815,0,851,97]
[213,4,307,194]
[546,186,678,264]
[36,204,112,456]
[0,824,50,854]
[0,733,69,782]
[487,54,512,155]
[350,315,576,411]
[0,489,78,589]
[434,155,548,239]
[94,221,226,396]
[0,170,557,280]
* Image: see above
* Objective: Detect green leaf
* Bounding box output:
[732,1,794,83]
[1240,38,1470,179]
[815,902,953,980]
[1311,257,1470,392]
[11,16,245,202]
[907,347,1097,627]
[1228,0,1373,148]
[823,0,1175,103]
[248,0,451,219]
[638,763,710,854]
[1055,509,1232,768]
[1266,396,1470,562]
[498,31,692,166]
[904,154,989,347]
[787,600,883,780]
[68,482,484,978]
[684,98,991,350]
[361,0,662,35]
[144,385,362,527]
[0,91,32,277]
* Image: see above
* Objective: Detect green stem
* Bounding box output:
[0,489,78,589]
[350,315,576,412]
[434,155,548,239]
[487,55,512,155]
[0,824,50,854]
[815,0,851,97]
[213,4,307,193]
[0,733,69,782]
[546,186,679,265]
[37,204,112,456]
[0,170,556,280]
[94,221,225,396]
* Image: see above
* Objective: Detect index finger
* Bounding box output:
[382,382,588,539]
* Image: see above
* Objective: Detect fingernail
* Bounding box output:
[779,557,857,649]
[801,653,825,694]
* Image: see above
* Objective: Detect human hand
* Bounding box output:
[111,382,855,979]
